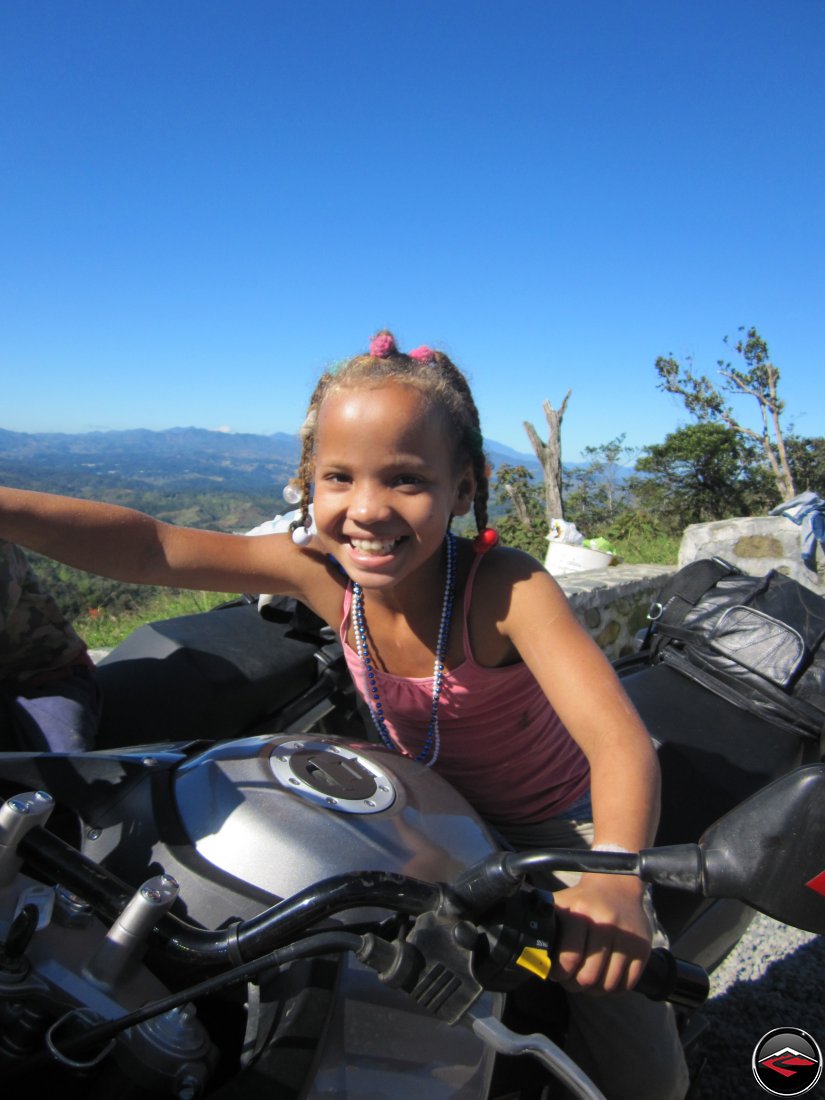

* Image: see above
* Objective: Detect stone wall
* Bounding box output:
[678,515,824,593]
[554,564,675,660]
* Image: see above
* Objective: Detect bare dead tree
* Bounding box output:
[523,390,572,523]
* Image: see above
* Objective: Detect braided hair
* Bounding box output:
[290,330,490,537]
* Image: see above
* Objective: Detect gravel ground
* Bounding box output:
[685,912,825,1098]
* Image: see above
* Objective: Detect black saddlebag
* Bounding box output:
[637,557,825,742]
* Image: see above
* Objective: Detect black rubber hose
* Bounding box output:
[229,871,440,962]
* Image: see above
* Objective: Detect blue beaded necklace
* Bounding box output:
[351,531,457,767]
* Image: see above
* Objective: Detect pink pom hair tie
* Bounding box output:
[369,333,397,358]
[408,345,436,363]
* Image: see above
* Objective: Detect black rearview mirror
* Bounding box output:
[698,764,825,934]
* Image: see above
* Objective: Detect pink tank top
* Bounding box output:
[340,554,590,825]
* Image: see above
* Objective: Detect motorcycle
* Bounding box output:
[1,566,824,1099]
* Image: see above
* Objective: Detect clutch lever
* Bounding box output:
[468,1012,608,1100]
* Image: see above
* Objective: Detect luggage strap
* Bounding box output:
[643,557,741,659]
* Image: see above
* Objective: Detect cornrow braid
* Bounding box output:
[290,331,491,538]
[426,348,489,533]
[288,379,327,538]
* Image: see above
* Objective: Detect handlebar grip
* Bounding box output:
[634,947,709,1008]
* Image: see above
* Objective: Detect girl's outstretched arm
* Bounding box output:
[0,487,323,603]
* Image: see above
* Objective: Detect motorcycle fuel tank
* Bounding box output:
[173,734,501,906]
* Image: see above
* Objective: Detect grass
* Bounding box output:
[609,531,681,565]
[74,589,239,649]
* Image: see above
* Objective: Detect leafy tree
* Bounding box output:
[655,326,795,502]
[493,464,548,559]
[785,436,825,494]
[564,435,636,535]
[630,422,770,532]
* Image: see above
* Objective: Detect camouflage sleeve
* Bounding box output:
[0,539,87,681]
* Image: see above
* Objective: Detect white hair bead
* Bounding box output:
[291,524,313,546]
[282,483,302,505]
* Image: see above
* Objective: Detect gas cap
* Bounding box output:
[269,740,396,813]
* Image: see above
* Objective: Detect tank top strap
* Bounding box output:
[461,550,486,661]
[340,581,354,638]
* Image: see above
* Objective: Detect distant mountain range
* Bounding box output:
[0,425,543,495]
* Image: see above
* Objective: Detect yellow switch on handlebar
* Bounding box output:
[516,946,552,980]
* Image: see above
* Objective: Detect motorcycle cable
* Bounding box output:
[2,929,365,1081]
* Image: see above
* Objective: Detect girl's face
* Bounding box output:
[312,383,475,591]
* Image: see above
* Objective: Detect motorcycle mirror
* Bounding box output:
[698,763,825,935]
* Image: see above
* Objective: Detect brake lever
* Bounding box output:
[468,1012,608,1100]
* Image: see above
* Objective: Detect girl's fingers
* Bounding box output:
[552,906,589,985]
[552,906,651,994]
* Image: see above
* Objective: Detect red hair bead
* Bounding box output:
[473,528,499,552]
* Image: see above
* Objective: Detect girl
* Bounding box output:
[0,331,687,1099]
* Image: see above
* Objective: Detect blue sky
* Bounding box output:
[1,1,823,460]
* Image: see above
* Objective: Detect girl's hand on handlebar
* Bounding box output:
[550,877,654,996]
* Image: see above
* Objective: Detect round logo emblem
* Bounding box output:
[752,1028,823,1096]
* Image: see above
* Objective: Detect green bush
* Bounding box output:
[603,512,680,565]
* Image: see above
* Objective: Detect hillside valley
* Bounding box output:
[0,425,543,531]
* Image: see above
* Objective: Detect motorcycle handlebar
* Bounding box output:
[19,824,708,1008]
[635,947,709,1008]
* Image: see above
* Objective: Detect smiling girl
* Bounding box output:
[0,331,688,1099]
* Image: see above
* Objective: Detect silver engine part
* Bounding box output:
[0,792,216,1097]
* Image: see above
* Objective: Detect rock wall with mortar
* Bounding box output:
[554,564,675,659]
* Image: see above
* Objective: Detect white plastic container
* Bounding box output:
[544,541,613,575]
